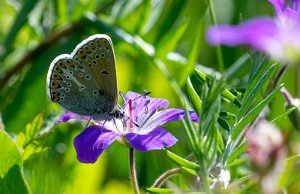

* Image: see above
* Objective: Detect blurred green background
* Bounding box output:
[0,0,298,193]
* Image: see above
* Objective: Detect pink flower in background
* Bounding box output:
[206,0,300,64]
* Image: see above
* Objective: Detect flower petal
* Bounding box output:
[206,17,279,52]
[56,112,91,123]
[291,0,300,12]
[269,0,300,21]
[268,0,286,16]
[74,126,118,163]
[125,91,169,114]
[141,109,198,133]
[124,91,169,126]
[125,127,177,151]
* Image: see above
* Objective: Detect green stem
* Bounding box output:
[206,0,225,72]
[129,148,140,194]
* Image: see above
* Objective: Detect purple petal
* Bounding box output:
[268,0,300,21]
[268,0,286,16]
[125,128,177,151]
[142,109,198,132]
[206,17,279,52]
[74,126,118,163]
[123,91,169,125]
[56,112,91,123]
[291,0,300,12]
[124,91,169,113]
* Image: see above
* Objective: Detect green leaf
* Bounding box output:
[217,129,224,151]
[181,167,198,176]
[153,1,186,45]
[286,103,300,130]
[221,89,241,107]
[0,131,29,194]
[187,77,202,113]
[3,0,38,55]
[238,64,277,119]
[181,111,198,154]
[248,52,269,85]
[141,0,167,34]
[219,111,236,120]
[232,84,283,139]
[112,0,143,21]
[227,143,247,165]
[0,131,21,177]
[242,54,270,104]
[229,89,244,99]
[25,113,43,139]
[156,19,189,57]
[179,32,202,85]
[144,187,179,193]
[271,106,297,124]
[224,53,250,82]
[163,150,200,170]
[218,118,231,132]
[194,69,212,85]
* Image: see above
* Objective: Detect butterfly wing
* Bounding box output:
[47,34,118,119]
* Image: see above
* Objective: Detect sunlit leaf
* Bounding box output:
[0,131,29,194]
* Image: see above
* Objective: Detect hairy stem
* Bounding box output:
[129,148,140,194]
[151,168,182,188]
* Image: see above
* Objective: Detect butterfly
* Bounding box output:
[46,34,124,120]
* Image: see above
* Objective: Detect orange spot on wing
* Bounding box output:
[51,92,60,102]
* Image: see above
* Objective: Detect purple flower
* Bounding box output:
[206,0,300,63]
[57,91,198,163]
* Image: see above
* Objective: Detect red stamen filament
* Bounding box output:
[129,99,134,131]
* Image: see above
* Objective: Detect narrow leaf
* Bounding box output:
[3,0,38,54]
[218,118,231,132]
[227,143,247,165]
[238,64,277,119]
[187,77,202,113]
[271,106,297,124]
[144,187,181,193]
[179,32,202,85]
[156,20,189,57]
[222,89,241,107]
[163,150,200,170]
[232,84,283,139]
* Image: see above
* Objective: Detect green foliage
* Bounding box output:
[0,130,29,194]
[17,113,49,161]
[0,0,299,193]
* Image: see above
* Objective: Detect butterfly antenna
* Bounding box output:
[84,116,92,129]
[120,90,151,108]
